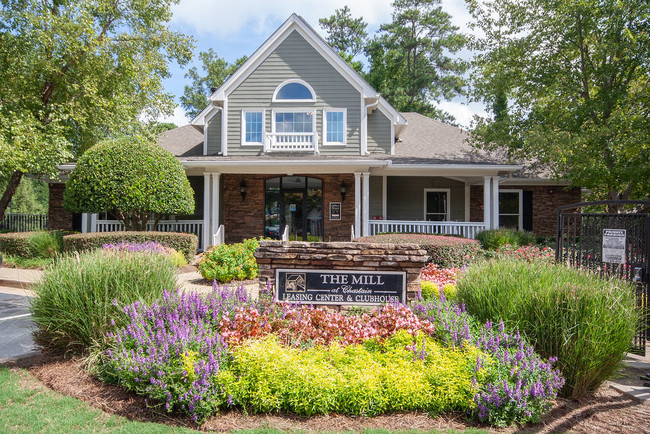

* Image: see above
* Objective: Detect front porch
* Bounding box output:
[79,173,507,251]
[76,169,580,252]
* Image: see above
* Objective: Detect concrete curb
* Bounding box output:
[0,350,41,366]
[609,382,650,406]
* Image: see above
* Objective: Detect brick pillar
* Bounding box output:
[48,183,73,230]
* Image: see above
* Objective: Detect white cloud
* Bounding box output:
[438,101,487,129]
[171,0,394,38]
[157,106,190,127]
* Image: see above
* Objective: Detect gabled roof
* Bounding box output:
[191,13,406,127]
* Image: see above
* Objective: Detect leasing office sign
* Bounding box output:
[276,268,406,305]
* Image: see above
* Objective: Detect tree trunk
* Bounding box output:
[0,171,24,221]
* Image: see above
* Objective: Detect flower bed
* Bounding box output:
[104,285,563,426]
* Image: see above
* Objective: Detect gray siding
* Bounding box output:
[206,111,221,155]
[367,110,391,154]
[386,177,465,221]
[226,30,361,156]
[369,176,383,218]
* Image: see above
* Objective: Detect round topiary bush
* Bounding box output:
[63,137,194,230]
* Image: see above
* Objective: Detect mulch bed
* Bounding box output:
[6,352,650,433]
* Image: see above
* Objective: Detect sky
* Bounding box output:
[159,0,488,128]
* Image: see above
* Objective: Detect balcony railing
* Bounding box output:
[369,220,486,239]
[95,219,204,250]
[265,132,319,154]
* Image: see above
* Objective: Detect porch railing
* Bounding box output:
[265,132,318,154]
[95,219,204,251]
[0,213,48,232]
[368,220,486,239]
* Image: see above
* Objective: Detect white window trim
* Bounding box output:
[271,108,317,135]
[241,109,265,146]
[322,108,347,146]
[272,79,317,102]
[423,188,451,221]
[499,189,523,230]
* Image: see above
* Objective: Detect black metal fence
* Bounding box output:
[557,200,650,356]
[0,213,49,232]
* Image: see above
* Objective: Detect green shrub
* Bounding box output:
[355,233,481,267]
[476,228,536,250]
[62,231,197,261]
[420,280,457,301]
[63,137,195,231]
[457,260,639,398]
[27,231,62,258]
[227,332,485,416]
[30,250,177,353]
[199,238,260,282]
[0,231,65,259]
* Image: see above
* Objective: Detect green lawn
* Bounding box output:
[0,366,488,433]
[0,366,192,433]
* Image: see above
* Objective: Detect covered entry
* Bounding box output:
[265,176,323,241]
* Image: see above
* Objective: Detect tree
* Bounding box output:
[181,49,247,119]
[365,0,467,121]
[63,138,195,231]
[0,0,193,221]
[468,0,650,208]
[319,6,368,58]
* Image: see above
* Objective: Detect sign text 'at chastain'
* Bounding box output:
[275,269,406,305]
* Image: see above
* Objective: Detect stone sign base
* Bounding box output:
[254,240,427,309]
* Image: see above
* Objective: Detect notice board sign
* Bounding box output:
[329,202,341,220]
[276,269,406,305]
[602,229,626,264]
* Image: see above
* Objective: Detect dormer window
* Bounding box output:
[272,79,316,102]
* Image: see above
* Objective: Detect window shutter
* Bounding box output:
[523,191,533,231]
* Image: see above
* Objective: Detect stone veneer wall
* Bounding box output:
[469,185,581,236]
[48,183,73,230]
[222,174,356,244]
[255,240,428,309]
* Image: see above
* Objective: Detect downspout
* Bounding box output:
[362,94,380,155]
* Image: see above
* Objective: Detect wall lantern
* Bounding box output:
[340,180,347,201]
[239,180,247,200]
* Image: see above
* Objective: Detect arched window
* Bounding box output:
[272,80,316,102]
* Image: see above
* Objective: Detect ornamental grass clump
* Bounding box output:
[102,241,187,267]
[457,260,639,398]
[30,250,177,353]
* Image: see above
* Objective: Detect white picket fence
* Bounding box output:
[368,220,486,239]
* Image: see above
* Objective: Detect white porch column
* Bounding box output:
[90,213,97,233]
[354,172,361,238]
[464,183,470,222]
[211,173,220,244]
[491,176,500,229]
[81,213,89,233]
[483,176,491,230]
[382,175,387,220]
[362,172,370,236]
[203,173,212,250]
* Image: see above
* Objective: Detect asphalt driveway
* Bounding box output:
[0,290,37,361]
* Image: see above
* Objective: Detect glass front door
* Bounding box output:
[283,191,304,241]
[265,177,323,241]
